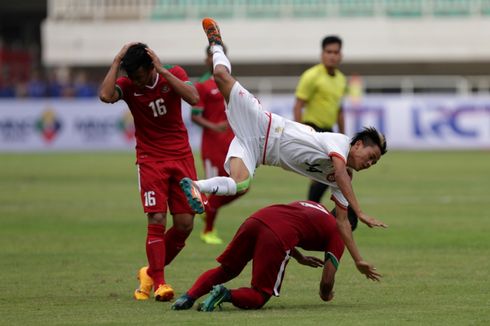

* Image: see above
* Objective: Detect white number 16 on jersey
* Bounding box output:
[148,98,167,117]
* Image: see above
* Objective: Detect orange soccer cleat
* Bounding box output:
[134,266,153,300]
[154,284,175,302]
[202,17,223,46]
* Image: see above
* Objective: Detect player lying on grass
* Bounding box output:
[171,200,365,311]
[180,18,387,280]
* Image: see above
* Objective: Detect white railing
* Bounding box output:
[238,75,490,96]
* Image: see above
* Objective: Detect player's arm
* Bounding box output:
[337,105,345,134]
[145,48,199,105]
[191,110,228,132]
[333,203,380,281]
[293,97,306,122]
[99,43,136,103]
[319,259,337,301]
[332,156,387,228]
[290,248,324,268]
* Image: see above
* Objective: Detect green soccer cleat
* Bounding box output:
[180,177,205,214]
[171,293,195,310]
[199,284,231,312]
[200,230,223,245]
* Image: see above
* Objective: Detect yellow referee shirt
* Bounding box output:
[295,64,347,129]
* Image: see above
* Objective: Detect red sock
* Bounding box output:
[204,194,243,233]
[146,224,166,290]
[164,227,190,266]
[187,266,233,299]
[230,287,269,309]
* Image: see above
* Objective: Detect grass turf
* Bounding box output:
[0,151,489,325]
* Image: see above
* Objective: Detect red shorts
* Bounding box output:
[137,156,197,214]
[217,218,290,297]
[201,150,228,178]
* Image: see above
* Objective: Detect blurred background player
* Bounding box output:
[293,35,347,205]
[99,42,199,302]
[191,44,244,245]
[180,18,387,280]
[171,200,367,311]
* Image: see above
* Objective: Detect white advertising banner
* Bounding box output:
[1,96,489,152]
[260,94,490,150]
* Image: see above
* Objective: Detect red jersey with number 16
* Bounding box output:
[116,65,193,163]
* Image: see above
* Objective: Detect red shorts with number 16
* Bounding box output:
[137,156,197,215]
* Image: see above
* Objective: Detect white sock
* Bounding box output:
[211,45,232,73]
[196,176,237,195]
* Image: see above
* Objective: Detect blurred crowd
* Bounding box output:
[0,68,98,98]
[1,43,98,98]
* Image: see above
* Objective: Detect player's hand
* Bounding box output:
[145,47,164,73]
[358,212,388,228]
[296,255,324,268]
[115,42,138,63]
[355,260,382,281]
[320,290,335,302]
[214,121,229,132]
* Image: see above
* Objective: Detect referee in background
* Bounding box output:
[293,35,347,204]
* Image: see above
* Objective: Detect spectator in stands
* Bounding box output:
[73,71,97,97]
[292,35,347,206]
[25,69,47,97]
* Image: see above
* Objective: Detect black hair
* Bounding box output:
[331,206,358,231]
[322,35,342,49]
[206,44,227,56]
[121,43,153,77]
[351,127,387,155]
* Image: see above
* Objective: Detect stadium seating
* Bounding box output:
[48,0,490,21]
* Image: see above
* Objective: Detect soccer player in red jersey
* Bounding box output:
[99,42,199,302]
[171,200,373,311]
[191,45,244,245]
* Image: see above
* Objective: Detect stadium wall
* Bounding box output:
[1,96,489,152]
[42,18,490,66]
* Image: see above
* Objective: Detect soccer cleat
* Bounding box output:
[199,284,231,312]
[171,293,195,310]
[202,17,223,46]
[180,177,205,214]
[200,230,223,245]
[154,284,175,302]
[134,266,153,300]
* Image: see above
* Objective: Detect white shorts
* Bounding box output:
[224,82,272,177]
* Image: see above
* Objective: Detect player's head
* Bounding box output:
[205,44,227,71]
[121,43,154,88]
[321,35,342,69]
[348,127,387,171]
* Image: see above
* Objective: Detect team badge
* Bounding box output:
[326,173,336,182]
[162,85,170,93]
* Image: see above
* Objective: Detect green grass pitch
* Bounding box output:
[0,151,489,325]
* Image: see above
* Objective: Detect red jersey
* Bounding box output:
[251,201,345,263]
[193,72,234,159]
[116,65,193,163]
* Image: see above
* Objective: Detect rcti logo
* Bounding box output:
[412,105,489,138]
[35,110,62,143]
[117,110,135,141]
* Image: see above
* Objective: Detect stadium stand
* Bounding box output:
[3,1,490,95]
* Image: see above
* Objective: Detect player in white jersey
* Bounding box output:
[180,18,387,281]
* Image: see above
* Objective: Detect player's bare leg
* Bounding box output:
[228,157,250,186]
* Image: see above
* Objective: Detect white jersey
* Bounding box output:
[224,81,349,207]
[264,115,350,208]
